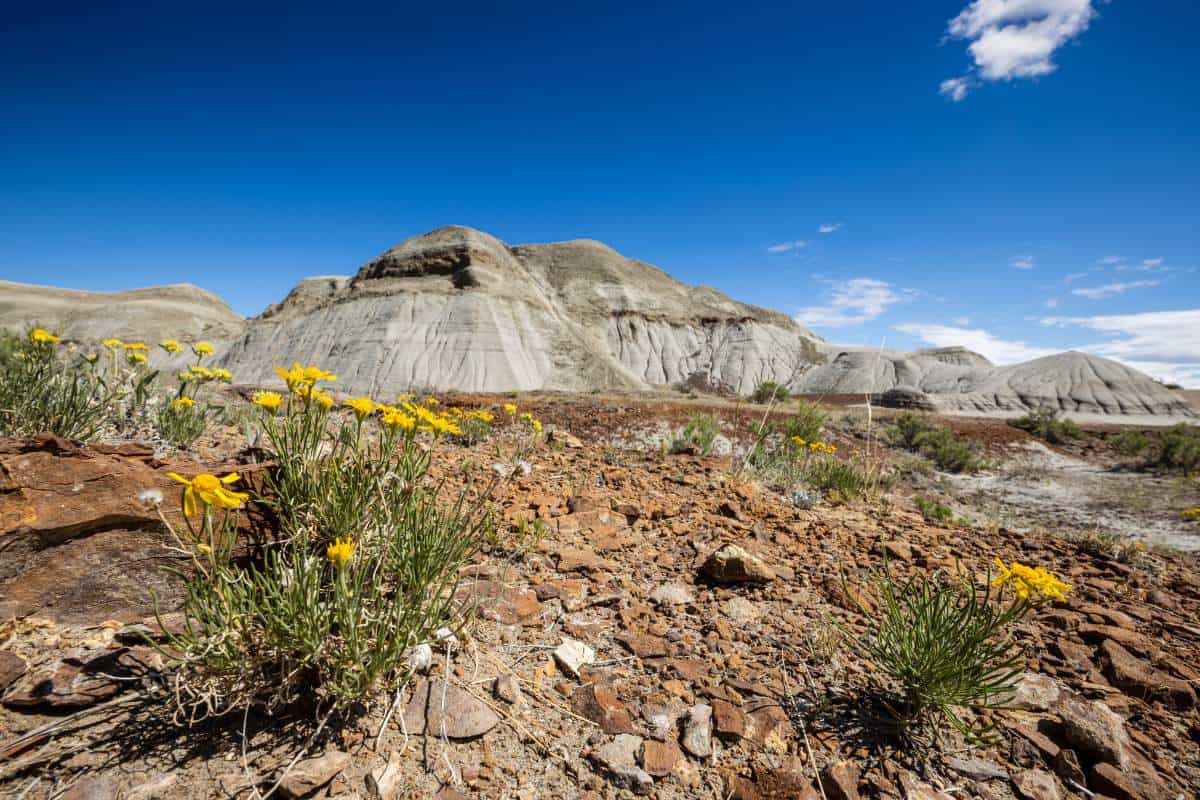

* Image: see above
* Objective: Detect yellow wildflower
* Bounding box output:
[519,412,543,436]
[85,352,99,363]
[275,362,336,392]
[101,337,124,349]
[189,365,215,380]
[343,396,376,421]
[178,371,196,383]
[327,536,355,568]
[171,396,195,410]
[123,342,149,351]
[192,341,215,358]
[160,339,183,353]
[470,409,495,423]
[126,351,147,365]
[167,472,249,516]
[791,436,806,447]
[381,407,416,432]
[1182,508,1200,522]
[992,558,1071,603]
[296,384,334,409]
[211,367,232,382]
[252,390,284,413]
[425,396,440,407]
[30,328,61,344]
[503,403,518,415]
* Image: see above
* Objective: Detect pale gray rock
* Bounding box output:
[681,703,714,758]
[590,734,653,795]
[278,750,350,799]
[402,679,500,740]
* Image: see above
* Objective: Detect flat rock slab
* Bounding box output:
[402,679,500,740]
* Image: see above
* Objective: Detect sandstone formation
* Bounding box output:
[1,227,1194,418]
[0,279,243,343]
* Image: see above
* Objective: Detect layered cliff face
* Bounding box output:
[217,226,826,395]
[0,279,243,343]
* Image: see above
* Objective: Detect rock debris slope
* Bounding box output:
[218,226,826,395]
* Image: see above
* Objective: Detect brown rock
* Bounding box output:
[639,739,682,777]
[1010,672,1063,711]
[725,765,820,800]
[572,683,637,734]
[618,632,668,659]
[4,651,132,710]
[467,581,543,626]
[1058,697,1133,771]
[493,674,521,705]
[1101,639,1196,709]
[0,650,26,691]
[701,544,775,584]
[1011,769,1063,800]
[819,759,861,800]
[1090,762,1171,800]
[712,698,748,740]
[61,776,120,800]
[1076,625,1158,658]
[278,751,349,799]
[402,679,500,740]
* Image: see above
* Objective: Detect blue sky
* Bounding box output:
[2,1,1198,384]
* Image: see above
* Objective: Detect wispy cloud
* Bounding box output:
[818,223,842,234]
[1063,271,1089,284]
[940,1,1098,101]
[1044,298,1059,309]
[796,278,914,328]
[894,322,1059,364]
[1042,309,1200,386]
[1011,255,1035,270]
[1098,255,1125,265]
[1071,280,1160,300]
[1141,257,1164,268]
[767,240,807,254]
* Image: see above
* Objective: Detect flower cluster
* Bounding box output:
[1183,508,1200,522]
[792,436,837,454]
[30,328,61,345]
[992,558,1072,603]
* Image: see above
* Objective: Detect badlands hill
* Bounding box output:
[0,227,1194,419]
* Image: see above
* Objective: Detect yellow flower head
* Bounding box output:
[126,351,148,365]
[470,409,495,423]
[503,403,518,415]
[252,390,284,413]
[30,328,61,344]
[160,339,183,354]
[192,341,215,358]
[1183,508,1200,522]
[178,371,196,383]
[101,337,124,349]
[791,436,807,447]
[189,365,215,381]
[381,407,417,432]
[296,384,334,410]
[211,368,232,382]
[425,396,440,407]
[171,396,195,410]
[275,362,336,392]
[123,342,149,351]
[518,412,543,436]
[343,396,376,421]
[167,472,249,516]
[327,536,355,568]
[85,352,99,363]
[992,558,1072,603]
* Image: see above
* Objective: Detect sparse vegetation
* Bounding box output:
[751,380,790,404]
[887,412,983,473]
[1008,407,1081,444]
[843,558,1068,743]
[1110,424,1200,474]
[914,496,970,526]
[1072,530,1148,564]
[669,413,720,455]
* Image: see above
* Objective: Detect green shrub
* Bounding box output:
[1008,408,1081,444]
[915,496,954,524]
[1111,424,1200,474]
[669,414,720,456]
[751,381,790,404]
[805,456,875,503]
[917,428,984,473]
[160,375,537,714]
[156,398,210,450]
[887,411,939,450]
[844,562,1033,742]
[775,398,828,443]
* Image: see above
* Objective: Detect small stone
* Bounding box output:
[553,638,596,678]
[1011,769,1063,800]
[124,772,177,800]
[366,750,403,800]
[494,674,522,705]
[1058,697,1133,771]
[725,765,821,800]
[701,544,775,584]
[712,698,749,740]
[681,703,713,758]
[61,776,120,800]
[407,643,433,674]
[649,582,695,606]
[898,771,954,800]
[819,760,861,800]
[0,650,26,692]
[470,581,543,626]
[402,679,500,740]
[572,683,637,734]
[590,734,653,795]
[946,756,1008,781]
[618,631,668,659]
[278,750,351,799]
[1010,672,1062,711]
[640,739,683,777]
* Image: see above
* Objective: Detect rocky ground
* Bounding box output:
[1,395,1198,800]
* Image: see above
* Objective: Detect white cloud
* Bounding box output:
[1011,255,1035,270]
[1098,255,1125,265]
[818,223,842,234]
[796,278,913,328]
[939,77,973,101]
[1041,309,1200,386]
[895,322,1059,364]
[1141,257,1164,268]
[1063,271,1089,284]
[941,1,1097,99]
[1071,280,1160,300]
[1044,298,1059,309]
[767,240,807,254]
